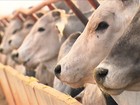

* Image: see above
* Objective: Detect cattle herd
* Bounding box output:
[0,0,140,105]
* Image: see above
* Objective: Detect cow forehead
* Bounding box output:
[24,19,35,25]
[4,20,22,37]
[87,1,123,30]
[36,9,65,24]
[90,0,136,22]
[10,18,23,28]
[34,14,53,28]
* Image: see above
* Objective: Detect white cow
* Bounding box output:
[0,17,24,68]
[54,1,139,105]
[54,32,82,96]
[11,9,92,95]
[0,15,37,74]
[58,31,116,104]
[8,17,36,50]
[11,9,92,69]
[94,7,140,105]
[0,17,23,54]
[55,0,139,88]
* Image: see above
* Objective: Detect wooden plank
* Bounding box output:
[34,83,82,105]
[0,64,16,105]
[2,64,82,105]
[0,83,8,105]
[15,73,31,105]
[20,76,39,105]
[5,66,31,105]
[5,66,22,105]
[34,84,50,105]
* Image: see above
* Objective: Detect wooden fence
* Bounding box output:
[0,63,81,105]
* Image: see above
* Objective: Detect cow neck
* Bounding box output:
[112,91,140,105]
[14,17,24,25]
[43,56,58,73]
[64,0,88,26]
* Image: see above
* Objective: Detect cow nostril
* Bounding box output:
[95,68,108,81]
[0,48,3,53]
[8,40,12,45]
[11,52,19,59]
[54,65,61,76]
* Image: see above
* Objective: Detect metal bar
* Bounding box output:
[88,0,100,9]
[64,0,88,26]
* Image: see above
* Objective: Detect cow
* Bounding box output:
[54,32,83,97]
[0,14,38,75]
[54,0,139,88]
[11,8,91,94]
[8,16,36,50]
[94,7,140,105]
[1,12,44,55]
[0,17,24,69]
[0,17,23,54]
[12,0,92,97]
[58,32,116,104]
[11,9,92,69]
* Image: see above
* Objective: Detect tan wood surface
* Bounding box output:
[0,64,82,105]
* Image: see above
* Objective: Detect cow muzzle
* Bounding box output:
[54,65,61,79]
[94,67,108,84]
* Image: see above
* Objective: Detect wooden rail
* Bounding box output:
[0,64,81,105]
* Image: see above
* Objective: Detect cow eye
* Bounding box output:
[95,21,109,31]
[26,23,33,28]
[38,27,45,32]
[12,30,17,34]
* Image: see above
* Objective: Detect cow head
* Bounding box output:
[54,0,139,88]
[0,17,23,54]
[8,18,35,50]
[11,9,67,69]
[94,8,140,95]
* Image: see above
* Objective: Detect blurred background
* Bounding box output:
[0,0,43,16]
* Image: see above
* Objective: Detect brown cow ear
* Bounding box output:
[52,11,61,20]
[52,9,66,20]
[35,12,44,18]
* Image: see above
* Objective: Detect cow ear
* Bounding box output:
[55,20,66,42]
[35,12,44,18]
[52,11,61,20]
[53,10,66,42]
[52,10,65,20]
